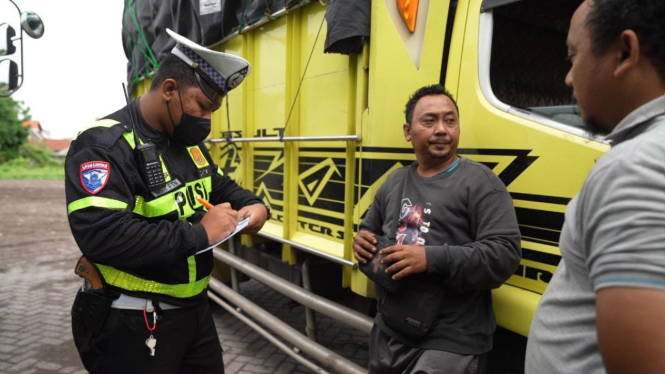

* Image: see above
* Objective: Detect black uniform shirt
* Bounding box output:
[65,100,264,306]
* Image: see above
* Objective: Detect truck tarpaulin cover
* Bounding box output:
[122,0,370,92]
[323,0,370,55]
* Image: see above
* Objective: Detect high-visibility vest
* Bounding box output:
[68,119,220,299]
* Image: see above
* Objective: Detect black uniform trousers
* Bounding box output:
[72,291,224,374]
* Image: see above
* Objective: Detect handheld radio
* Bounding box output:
[122,84,166,193]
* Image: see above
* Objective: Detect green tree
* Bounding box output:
[0,96,30,163]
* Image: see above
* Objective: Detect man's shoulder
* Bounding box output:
[458,158,507,192]
[70,122,130,154]
[577,122,665,225]
[592,123,665,183]
[620,119,665,158]
[385,164,410,182]
[69,107,133,155]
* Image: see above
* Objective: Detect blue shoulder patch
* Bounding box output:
[80,161,110,194]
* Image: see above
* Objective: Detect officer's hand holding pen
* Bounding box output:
[200,202,239,245]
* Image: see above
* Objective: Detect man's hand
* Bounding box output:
[381,245,427,280]
[238,203,268,234]
[353,230,377,264]
[200,203,239,244]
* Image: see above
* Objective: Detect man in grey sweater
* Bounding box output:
[526,1,665,373]
[353,84,521,374]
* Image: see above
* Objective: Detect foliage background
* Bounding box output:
[0,96,30,162]
[0,144,64,179]
[0,96,64,179]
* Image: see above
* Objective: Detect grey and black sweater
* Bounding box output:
[360,158,521,355]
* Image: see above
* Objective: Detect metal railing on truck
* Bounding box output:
[206,133,367,373]
[210,244,372,374]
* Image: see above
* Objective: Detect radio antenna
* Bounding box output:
[122,83,143,147]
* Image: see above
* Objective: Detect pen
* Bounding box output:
[196,196,214,210]
[197,196,249,221]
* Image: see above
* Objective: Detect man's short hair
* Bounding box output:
[404,84,460,125]
[149,54,199,92]
[587,0,665,81]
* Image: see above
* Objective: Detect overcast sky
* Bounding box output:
[3,0,128,139]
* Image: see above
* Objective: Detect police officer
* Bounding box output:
[65,29,268,373]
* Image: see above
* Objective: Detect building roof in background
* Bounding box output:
[23,120,71,153]
[22,120,42,131]
[45,139,71,152]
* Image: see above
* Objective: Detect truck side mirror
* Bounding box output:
[20,11,44,39]
[0,24,16,56]
[0,59,19,92]
[0,2,44,96]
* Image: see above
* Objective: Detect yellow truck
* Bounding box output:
[128,0,604,368]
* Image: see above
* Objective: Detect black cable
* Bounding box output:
[282,14,326,140]
[226,94,232,133]
[168,0,176,30]
[122,83,143,147]
[225,94,232,143]
[239,0,254,32]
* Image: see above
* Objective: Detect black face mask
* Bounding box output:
[167,89,211,146]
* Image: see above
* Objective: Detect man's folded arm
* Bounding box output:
[424,190,522,291]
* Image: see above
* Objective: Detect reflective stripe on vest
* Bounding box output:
[73,119,122,141]
[68,196,128,214]
[159,154,172,182]
[96,262,210,299]
[74,118,136,148]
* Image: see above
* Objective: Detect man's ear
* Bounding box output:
[615,30,640,78]
[161,79,178,101]
[403,123,411,142]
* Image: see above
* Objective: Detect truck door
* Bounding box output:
[451,0,608,337]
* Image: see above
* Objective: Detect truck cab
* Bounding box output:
[128,0,604,368]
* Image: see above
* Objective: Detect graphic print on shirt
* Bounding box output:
[396,198,432,246]
[80,161,110,195]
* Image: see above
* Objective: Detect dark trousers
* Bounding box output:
[369,326,486,374]
[72,291,224,374]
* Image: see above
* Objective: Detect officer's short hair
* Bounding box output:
[149,55,199,92]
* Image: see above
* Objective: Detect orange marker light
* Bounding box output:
[397,0,419,33]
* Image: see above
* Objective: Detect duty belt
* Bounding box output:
[111,294,182,311]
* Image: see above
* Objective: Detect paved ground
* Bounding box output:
[0,180,368,373]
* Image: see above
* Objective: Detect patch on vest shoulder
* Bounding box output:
[80,161,110,194]
[189,147,207,167]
